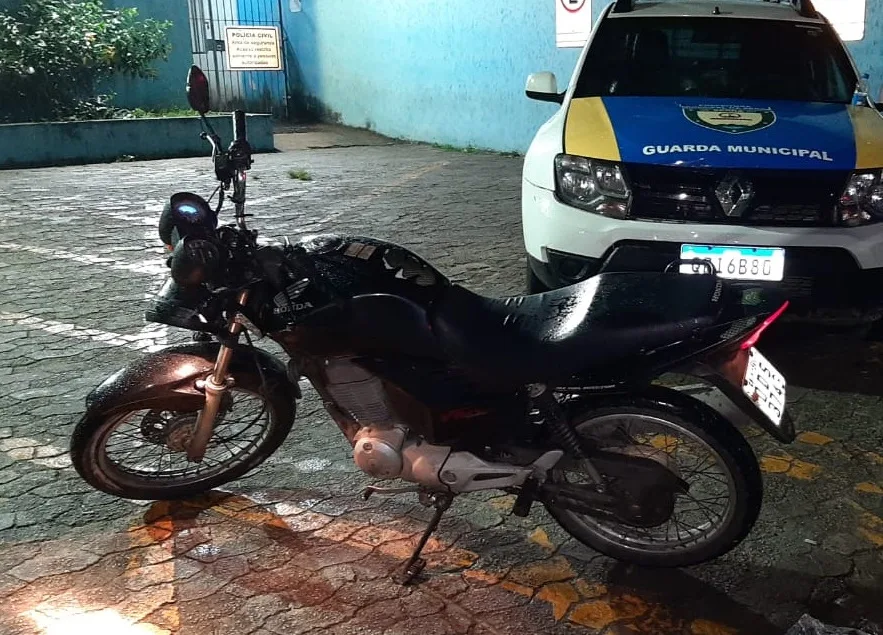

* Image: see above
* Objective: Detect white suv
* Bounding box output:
[522,0,883,325]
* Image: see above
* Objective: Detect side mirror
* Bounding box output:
[525,72,564,104]
[186,65,211,114]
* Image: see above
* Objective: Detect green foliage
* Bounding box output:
[0,0,172,122]
[122,107,198,118]
[431,142,480,154]
[287,169,312,181]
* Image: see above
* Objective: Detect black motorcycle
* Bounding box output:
[71,66,795,584]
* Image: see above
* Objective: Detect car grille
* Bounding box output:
[624,164,850,227]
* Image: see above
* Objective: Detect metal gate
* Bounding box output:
[187,0,289,117]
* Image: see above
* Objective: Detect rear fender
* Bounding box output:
[687,357,796,443]
[85,342,295,418]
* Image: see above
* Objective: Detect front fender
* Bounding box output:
[85,342,295,418]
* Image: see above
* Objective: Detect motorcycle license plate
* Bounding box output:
[743,347,786,425]
[679,244,785,281]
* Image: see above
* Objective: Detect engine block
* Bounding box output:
[323,358,399,428]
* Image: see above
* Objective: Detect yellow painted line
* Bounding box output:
[858,511,883,548]
[691,619,739,635]
[788,459,824,480]
[648,434,682,454]
[75,491,750,634]
[865,451,883,466]
[759,454,823,480]
[796,431,834,446]
[570,599,619,630]
[537,582,580,620]
[564,97,622,161]
[855,482,883,495]
[506,555,575,587]
[489,494,516,512]
[527,527,555,551]
[574,580,608,598]
[500,580,535,598]
[858,527,883,548]
[760,455,790,473]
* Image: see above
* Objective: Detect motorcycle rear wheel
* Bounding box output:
[545,394,762,567]
[70,374,294,501]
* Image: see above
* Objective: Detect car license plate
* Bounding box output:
[743,347,786,425]
[679,244,785,281]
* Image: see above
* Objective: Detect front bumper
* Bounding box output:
[523,180,883,322]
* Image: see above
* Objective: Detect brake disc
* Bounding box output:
[140,410,198,451]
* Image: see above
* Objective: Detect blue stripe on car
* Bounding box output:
[601,97,857,170]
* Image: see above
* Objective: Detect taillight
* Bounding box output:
[740,301,789,350]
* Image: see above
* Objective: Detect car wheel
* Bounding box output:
[527,263,549,294]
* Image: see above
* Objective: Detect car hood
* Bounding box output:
[563,96,883,171]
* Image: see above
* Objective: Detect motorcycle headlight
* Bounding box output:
[838,170,883,226]
[159,192,217,248]
[554,154,631,219]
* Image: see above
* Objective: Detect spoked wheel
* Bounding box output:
[72,383,294,500]
[545,396,762,567]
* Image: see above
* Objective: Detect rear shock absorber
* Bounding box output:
[529,384,603,485]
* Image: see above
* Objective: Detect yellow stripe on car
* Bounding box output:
[563,98,622,161]
[849,106,883,170]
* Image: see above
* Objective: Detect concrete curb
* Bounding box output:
[0,114,275,169]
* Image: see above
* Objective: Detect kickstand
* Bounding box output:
[393,491,454,585]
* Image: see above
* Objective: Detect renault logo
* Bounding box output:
[715,173,755,217]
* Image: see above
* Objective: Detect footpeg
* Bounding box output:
[512,478,539,518]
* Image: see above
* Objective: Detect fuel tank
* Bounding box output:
[260,235,451,358]
[298,234,450,301]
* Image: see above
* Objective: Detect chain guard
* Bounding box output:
[554,448,688,529]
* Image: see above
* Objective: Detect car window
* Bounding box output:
[574,17,858,103]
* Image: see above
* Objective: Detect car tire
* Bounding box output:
[526,262,549,294]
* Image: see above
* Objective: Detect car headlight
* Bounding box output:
[554,154,631,219]
[838,170,883,226]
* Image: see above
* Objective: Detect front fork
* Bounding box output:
[186,289,250,462]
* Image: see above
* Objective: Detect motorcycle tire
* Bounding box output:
[545,391,763,568]
[70,371,295,501]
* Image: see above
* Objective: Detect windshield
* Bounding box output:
[574,17,858,103]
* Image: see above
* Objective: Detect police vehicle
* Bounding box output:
[522,0,883,325]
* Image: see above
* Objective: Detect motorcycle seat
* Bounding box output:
[431,272,723,387]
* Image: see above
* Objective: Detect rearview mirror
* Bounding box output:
[525,72,564,104]
[186,65,211,114]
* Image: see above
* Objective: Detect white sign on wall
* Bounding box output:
[556,0,593,48]
[224,26,283,71]
[813,0,866,41]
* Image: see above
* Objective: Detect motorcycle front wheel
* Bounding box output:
[545,394,763,568]
[71,375,295,500]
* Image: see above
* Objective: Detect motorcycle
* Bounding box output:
[71,66,796,584]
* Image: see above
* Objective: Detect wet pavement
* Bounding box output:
[0,128,880,634]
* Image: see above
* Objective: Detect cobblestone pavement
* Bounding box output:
[0,139,881,635]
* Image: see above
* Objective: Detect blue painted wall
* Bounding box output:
[106,0,192,110]
[284,0,883,152]
[283,0,589,151]
[847,6,883,102]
